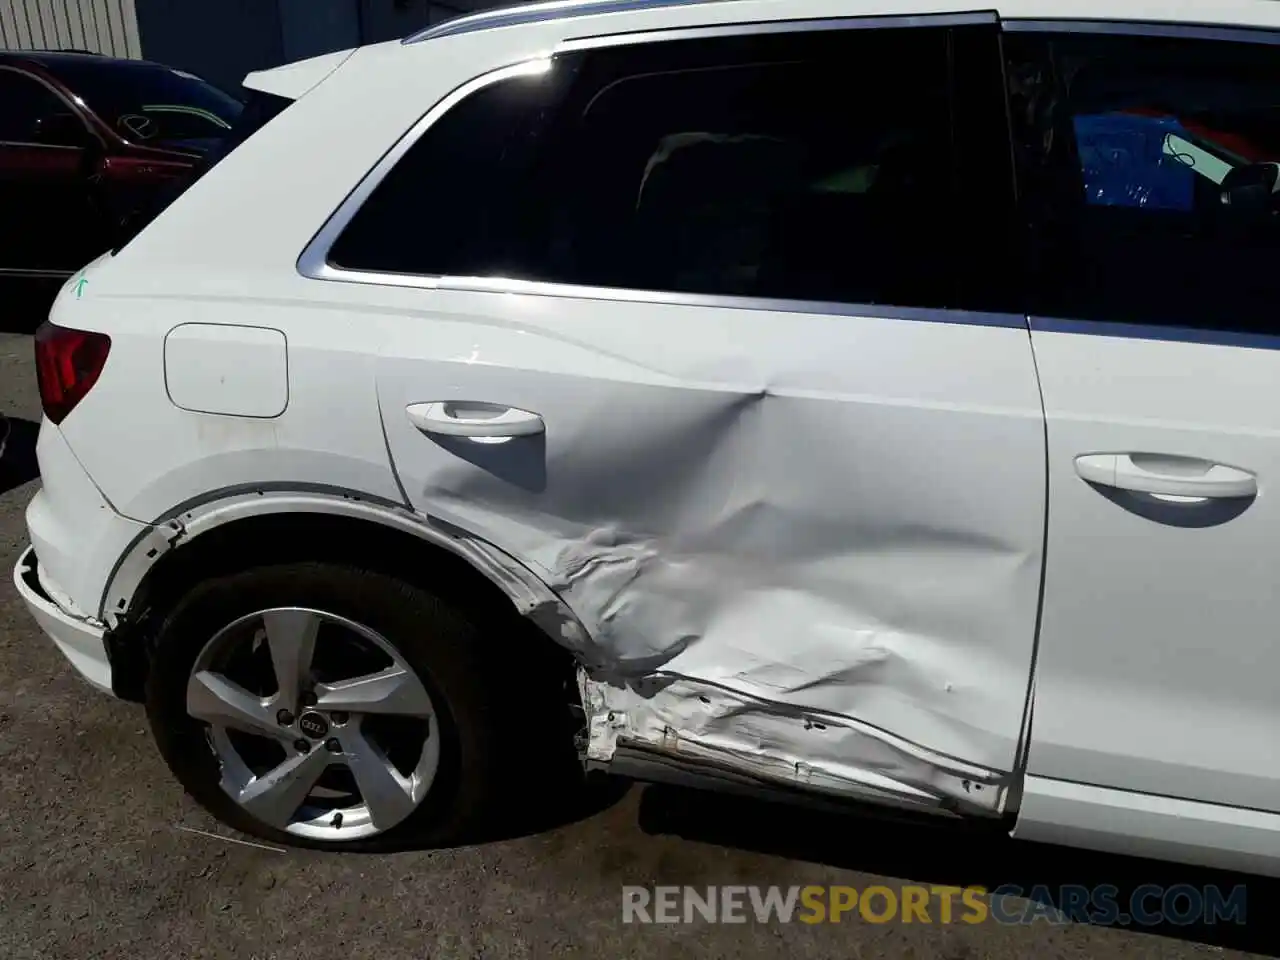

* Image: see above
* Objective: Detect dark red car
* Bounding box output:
[0,50,243,311]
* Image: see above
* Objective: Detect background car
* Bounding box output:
[0,49,242,324]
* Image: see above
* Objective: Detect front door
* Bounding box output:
[1007,23,1280,812]
[324,18,1047,801]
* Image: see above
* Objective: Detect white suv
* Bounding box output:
[17,0,1280,872]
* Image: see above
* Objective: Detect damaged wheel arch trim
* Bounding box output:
[100,487,1020,818]
[98,486,591,654]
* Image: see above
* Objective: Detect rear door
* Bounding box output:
[0,67,106,278]
[1006,23,1280,812]
[316,17,1047,798]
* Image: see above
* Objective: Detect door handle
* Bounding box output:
[405,401,544,438]
[1075,453,1257,499]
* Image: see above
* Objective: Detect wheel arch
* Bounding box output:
[103,488,590,702]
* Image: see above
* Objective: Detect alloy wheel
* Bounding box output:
[186,607,440,841]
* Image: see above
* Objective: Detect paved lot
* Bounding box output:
[0,330,1273,959]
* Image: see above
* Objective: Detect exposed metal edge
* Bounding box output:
[557,10,997,50]
[1002,18,1280,46]
[639,670,1003,782]
[580,670,1009,816]
[596,743,964,819]
[404,0,729,45]
[296,57,553,285]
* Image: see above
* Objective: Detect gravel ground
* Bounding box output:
[0,330,1273,959]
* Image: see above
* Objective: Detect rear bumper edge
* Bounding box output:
[13,544,115,697]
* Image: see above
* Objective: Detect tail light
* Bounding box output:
[34,321,112,425]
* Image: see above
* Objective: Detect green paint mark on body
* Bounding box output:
[74,277,87,299]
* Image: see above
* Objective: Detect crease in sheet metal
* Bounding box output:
[375,298,1046,811]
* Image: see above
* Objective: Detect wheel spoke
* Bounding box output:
[236,747,332,829]
[263,609,321,713]
[339,727,419,830]
[187,670,287,741]
[315,666,434,717]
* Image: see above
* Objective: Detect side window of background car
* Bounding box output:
[329,24,1016,313]
[1005,30,1280,335]
[0,70,77,145]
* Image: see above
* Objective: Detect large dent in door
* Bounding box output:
[422,386,1040,780]
[384,308,1044,808]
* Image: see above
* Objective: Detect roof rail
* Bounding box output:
[403,0,718,44]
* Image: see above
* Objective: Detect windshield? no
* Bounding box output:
[47,59,243,145]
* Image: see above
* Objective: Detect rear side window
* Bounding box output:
[327,24,1018,313]
[1006,30,1280,334]
[326,68,574,277]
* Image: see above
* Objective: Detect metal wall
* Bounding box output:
[0,0,141,58]
[132,0,286,92]
[0,0,506,91]
[130,0,502,92]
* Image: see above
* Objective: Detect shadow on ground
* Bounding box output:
[0,279,58,334]
[0,418,39,495]
[478,771,634,844]
[637,783,1275,955]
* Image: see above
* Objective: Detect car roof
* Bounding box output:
[404,0,1280,44]
[1,49,117,66]
[0,49,189,80]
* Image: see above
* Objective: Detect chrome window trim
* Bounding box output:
[301,12,1016,328]
[428,275,1025,328]
[404,0,735,45]
[1002,18,1280,46]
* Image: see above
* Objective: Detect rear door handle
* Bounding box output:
[405,401,544,438]
[1075,453,1257,499]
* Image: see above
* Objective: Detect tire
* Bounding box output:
[146,561,566,851]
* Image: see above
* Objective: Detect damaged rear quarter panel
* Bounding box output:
[372,286,1047,809]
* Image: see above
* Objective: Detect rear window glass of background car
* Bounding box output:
[40,58,242,141]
